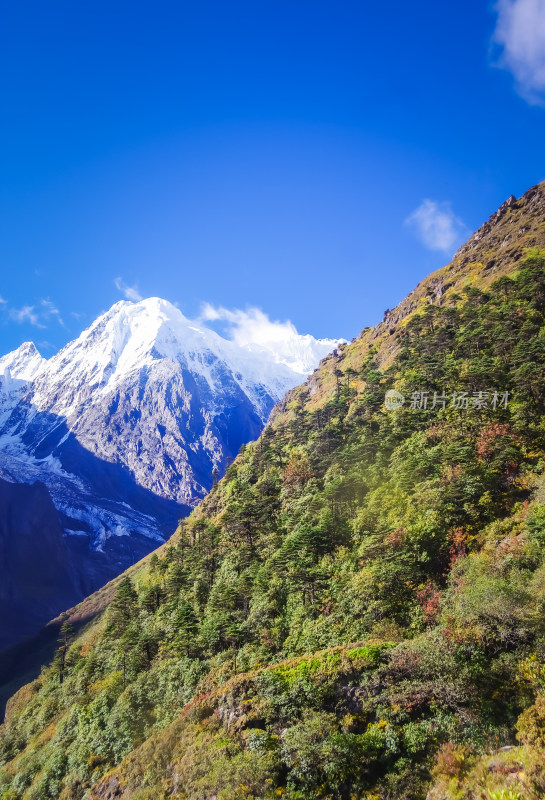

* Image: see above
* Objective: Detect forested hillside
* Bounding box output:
[2,183,545,799]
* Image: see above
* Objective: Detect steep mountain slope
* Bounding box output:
[0,299,339,643]
[3,181,545,800]
[272,180,545,415]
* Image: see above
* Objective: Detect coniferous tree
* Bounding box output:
[54,618,74,684]
[173,602,198,655]
[110,577,139,634]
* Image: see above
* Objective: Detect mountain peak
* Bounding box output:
[50,297,342,399]
[454,180,545,263]
[0,341,45,383]
[107,296,184,319]
[18,341,39,354]
[0,293,340,560]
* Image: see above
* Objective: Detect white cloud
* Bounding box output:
[492,0,545,103]
[115,277,143,302]
[200,303,343,375]
[405,199,467,253]
[200,303,301,349]
[0,298,65,328]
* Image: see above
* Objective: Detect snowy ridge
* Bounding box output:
[39,298,338,416]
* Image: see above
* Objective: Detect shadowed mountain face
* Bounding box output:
[0,409,189,652]
[0,478,80,650]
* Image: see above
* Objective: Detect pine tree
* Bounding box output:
[54,618,74,684]
[174,602,198,655]
[110,576,139,633]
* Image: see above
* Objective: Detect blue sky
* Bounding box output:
[1,0,544,354]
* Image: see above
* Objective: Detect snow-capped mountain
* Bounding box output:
[0,298,340,609]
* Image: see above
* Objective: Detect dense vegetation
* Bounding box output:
[3,208,545,798]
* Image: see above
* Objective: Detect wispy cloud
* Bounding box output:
[492,0,545,104]
[10,305,42,326]
[115,277,143,302]
[0,298,65,329]
[405,199,467,254]
[36,340,56,351]
[40,299,65,327]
